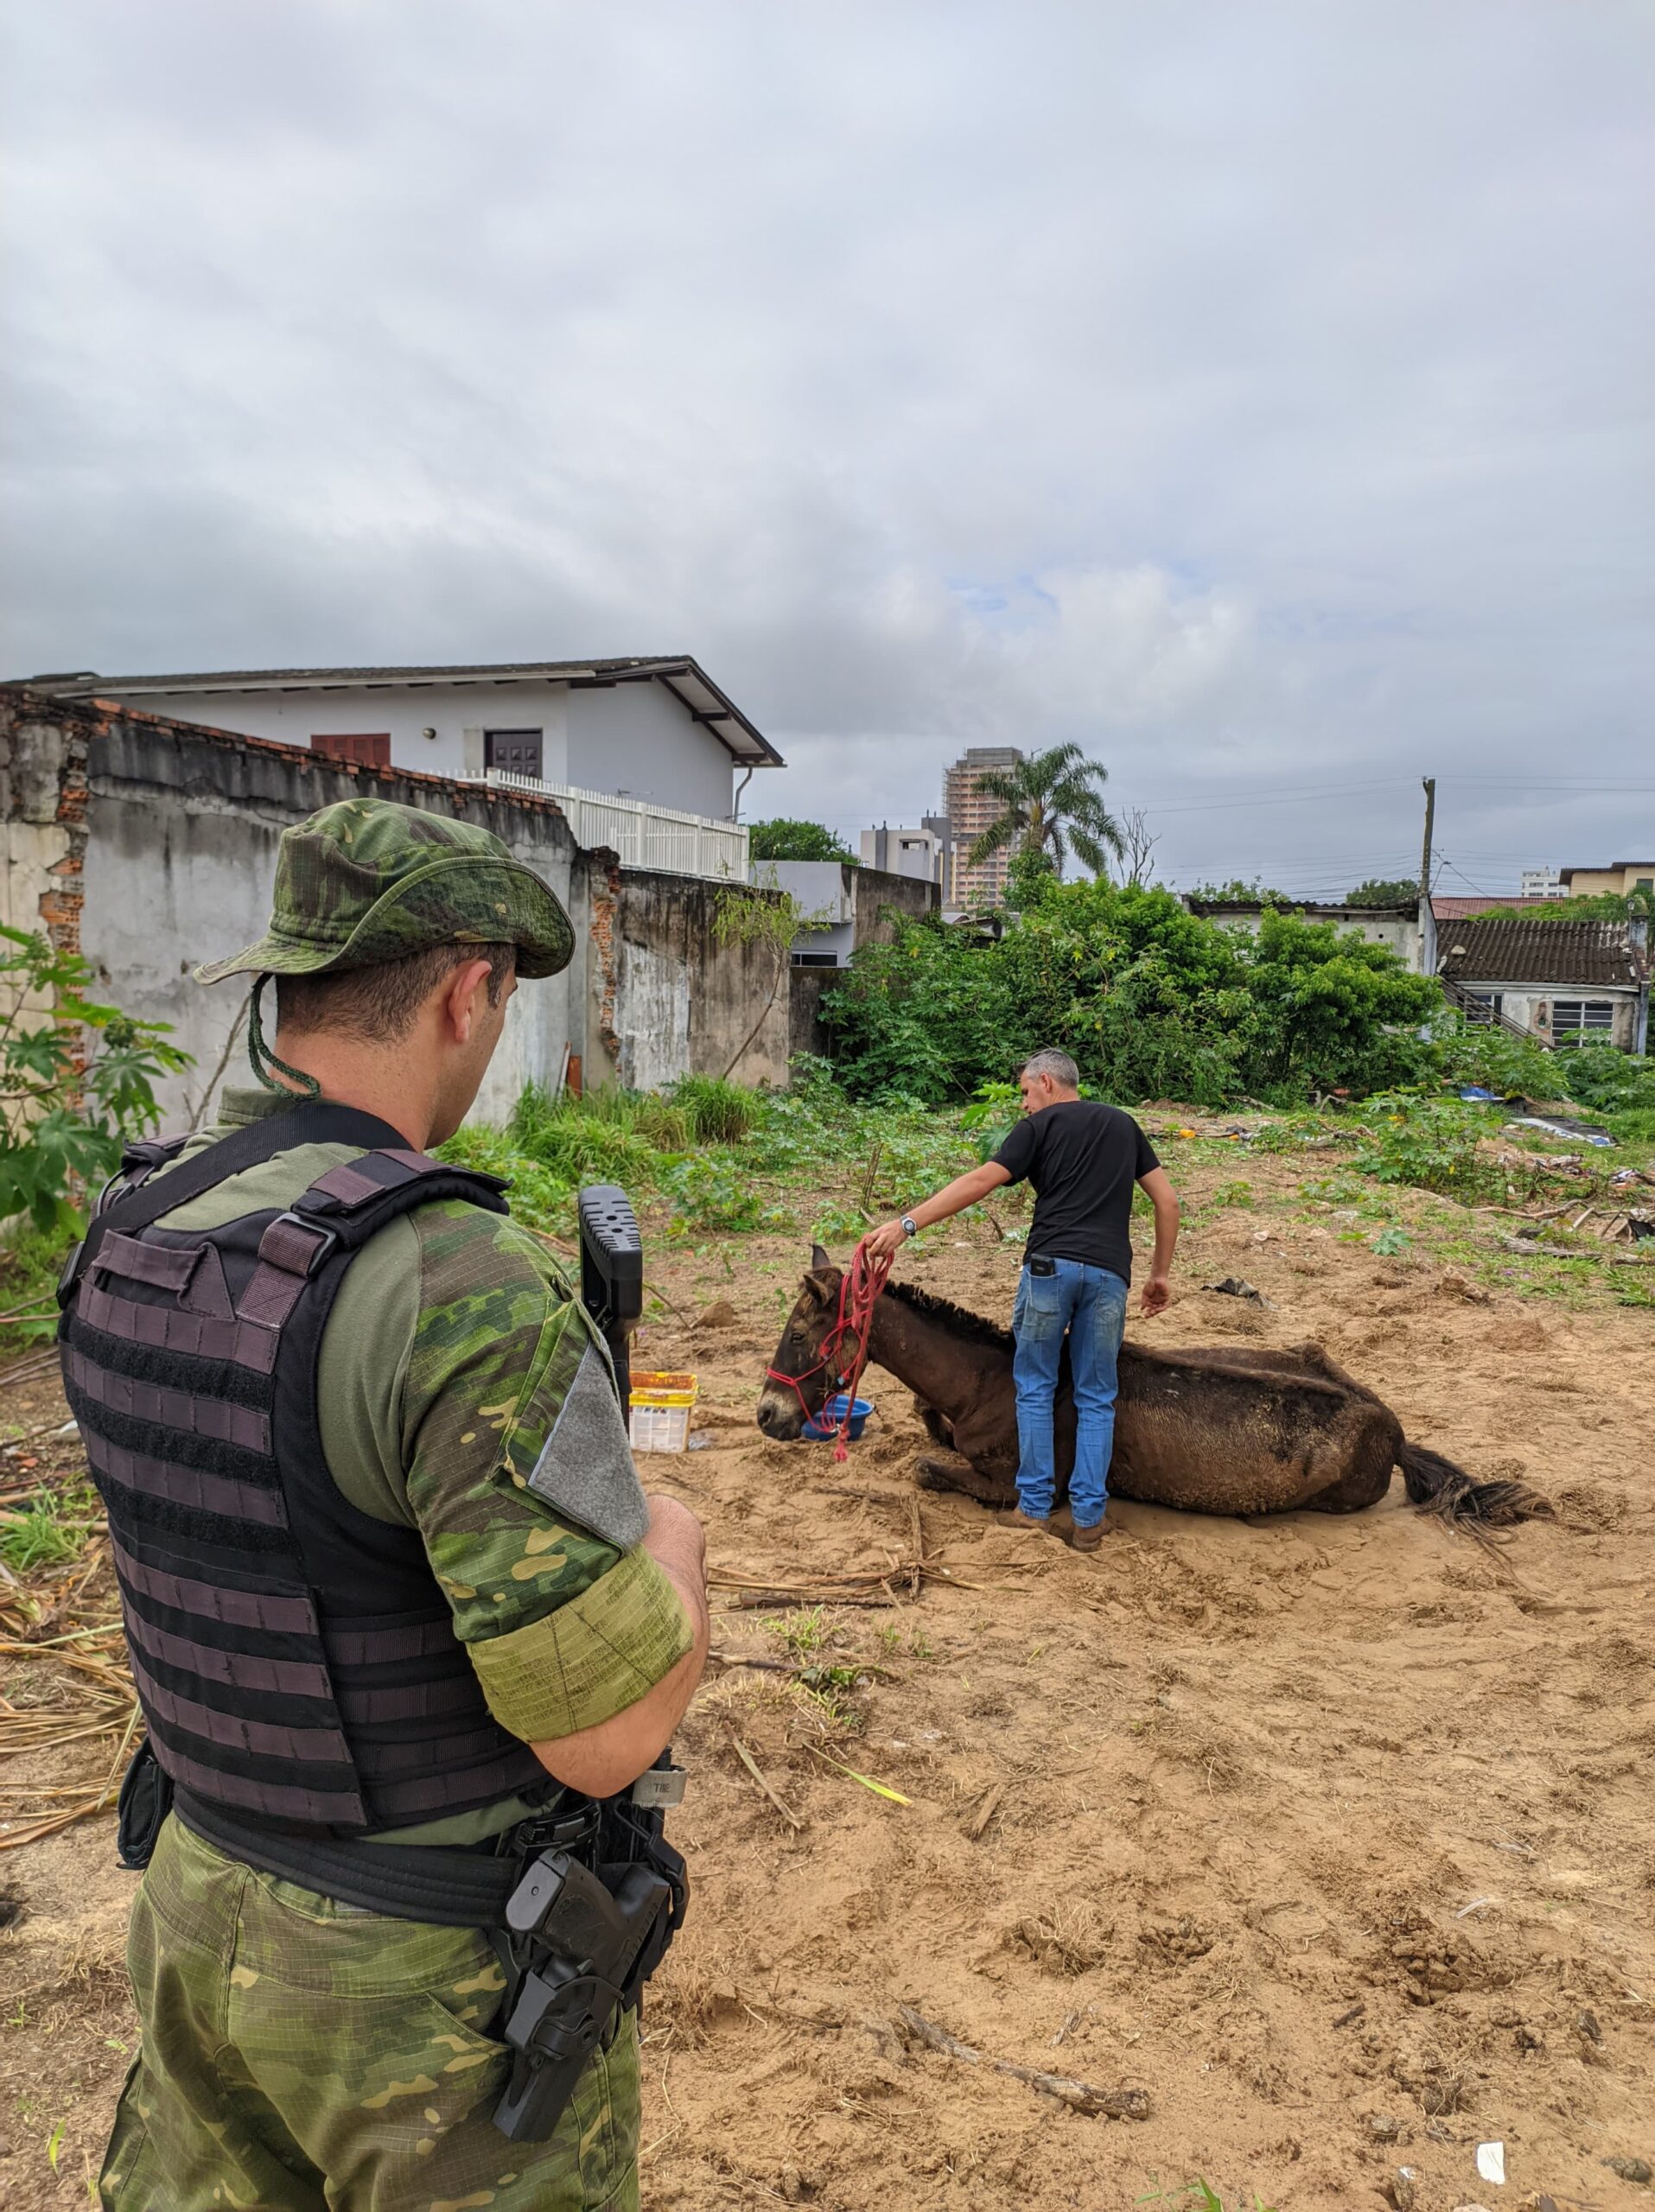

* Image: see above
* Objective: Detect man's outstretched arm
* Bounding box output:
[866,1160,1012,1261]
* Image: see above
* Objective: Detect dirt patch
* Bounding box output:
[3,1145,1653,2209]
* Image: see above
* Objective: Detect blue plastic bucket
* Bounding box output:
[802,1393,874,1442]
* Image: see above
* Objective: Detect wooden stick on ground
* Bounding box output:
[729,1735,805,1831]
[895,2005,1149,2120]
[907,1497,924,1600]
[962,1781,1004,1842]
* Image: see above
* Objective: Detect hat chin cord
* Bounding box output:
[246,976,322,1100]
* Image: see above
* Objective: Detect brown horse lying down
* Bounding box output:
[757,1248,1544,1525]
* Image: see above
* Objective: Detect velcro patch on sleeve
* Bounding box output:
[525,1339,651,1550]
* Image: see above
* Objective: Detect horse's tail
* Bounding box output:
[1398,1440,1550,1527]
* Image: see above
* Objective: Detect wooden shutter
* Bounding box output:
[311,734,391,768]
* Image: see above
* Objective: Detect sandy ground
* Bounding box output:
[1,1145,1652,2210]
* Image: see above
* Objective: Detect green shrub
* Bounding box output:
[1,925,191,1235]
[670,1074,759,1146]
[821,880,1440,1109]
[659,1152,792,1236]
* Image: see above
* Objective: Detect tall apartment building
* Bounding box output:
[942,746,1023,906]
[1519,867,1564,899]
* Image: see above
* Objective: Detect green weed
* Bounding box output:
[1210,1179,1255,1209]
[0,1484,99,1574]
[669,1074,758,1146]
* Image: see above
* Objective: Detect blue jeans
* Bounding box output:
[1011,1258,1129,1528]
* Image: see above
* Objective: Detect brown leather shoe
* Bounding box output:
[997,1508,1053,1534]
[1070,1520,1106,1551]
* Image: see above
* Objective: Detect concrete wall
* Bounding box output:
[1458,982,1643,1052]
[0,689,792,1133]
[755,861,937,968]
[566,680,735,820]
[586,856,792,1091]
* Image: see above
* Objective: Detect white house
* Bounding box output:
[859,823,945,886]
[32,658,781,875]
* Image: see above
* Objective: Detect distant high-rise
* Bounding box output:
[942,746,1023,906]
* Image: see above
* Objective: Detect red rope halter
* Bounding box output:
[766,1236,894,1462]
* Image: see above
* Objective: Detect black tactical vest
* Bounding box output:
[58,1103,550,1835]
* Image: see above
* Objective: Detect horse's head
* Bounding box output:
[756,1243,847,1440]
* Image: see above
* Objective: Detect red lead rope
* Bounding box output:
[766,1236,894,1462]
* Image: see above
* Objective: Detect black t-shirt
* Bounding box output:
[991,1100,1160,1281]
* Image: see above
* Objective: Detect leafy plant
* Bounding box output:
[0,926,192,1235]
[1210,1180,1255,1209]
[0,1484,99,1574]
[748,819,856,863]
[1371,1224,1411,1255]
[965,742,1124,880]
[960,1080,1022,1162]
[1346,876,1417,906]
[659,1153,792,1236]
[670,1074,758,1146]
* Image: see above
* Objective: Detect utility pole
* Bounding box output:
[1418,776,1437,976]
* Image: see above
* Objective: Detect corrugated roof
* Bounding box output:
[1431,894,1540,921]
[18,657,783,767]
[1437,918,1646,988]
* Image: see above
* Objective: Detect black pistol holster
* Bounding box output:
[491,1758,688,2142]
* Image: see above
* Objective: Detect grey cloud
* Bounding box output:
[2,0,1650,893]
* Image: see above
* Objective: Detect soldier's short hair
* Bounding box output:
[1019,1047,1079,1089]
[277,943,514,1045]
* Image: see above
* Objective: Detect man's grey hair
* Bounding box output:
[1019,1048,1079,1088]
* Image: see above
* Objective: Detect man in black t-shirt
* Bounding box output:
[869,1049,1180,1548]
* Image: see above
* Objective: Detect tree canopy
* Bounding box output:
[965,744,1123,880]
[748,818,856,863]
[1346,876,1419,906]
[822,870,1442,1109]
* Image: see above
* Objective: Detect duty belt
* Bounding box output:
[148,1751,688,2144]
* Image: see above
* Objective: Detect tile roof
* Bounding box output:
[1430,894,1541,920]
[1436,918,1646,988]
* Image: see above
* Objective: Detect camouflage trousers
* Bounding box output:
[101,1817,641,2212]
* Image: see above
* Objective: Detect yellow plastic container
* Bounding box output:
[628,1370,698,1454]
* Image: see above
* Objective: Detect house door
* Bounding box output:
[311,733,391,767]
[485,730,544,779]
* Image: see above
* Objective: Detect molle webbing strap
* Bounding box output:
[61,1348,271,1452]
[114,1549,316,1633]
[76,1103,416,1268]
[74,1280,280,1372]
[122,1603,331,1701]
[127,1646,353,1764]
[168,1753,366,1830]
[89,1439,289,1527]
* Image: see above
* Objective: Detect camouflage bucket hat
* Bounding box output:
[193,797,575,985]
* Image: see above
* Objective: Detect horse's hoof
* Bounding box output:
[913,1461,954,1491]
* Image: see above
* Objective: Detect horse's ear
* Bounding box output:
[811,1243,830,1270]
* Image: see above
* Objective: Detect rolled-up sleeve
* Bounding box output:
[401,1201,687,1742]
[467,1548,693,1741]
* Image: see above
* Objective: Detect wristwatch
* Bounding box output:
[901,1215,919,1238]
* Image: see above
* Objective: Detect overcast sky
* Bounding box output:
[3,2,1651,894]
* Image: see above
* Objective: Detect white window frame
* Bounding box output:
[1550,998,1615,1043]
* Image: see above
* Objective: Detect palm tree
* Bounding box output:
[965,743,1125,879]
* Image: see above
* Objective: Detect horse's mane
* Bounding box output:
[884,1277,1014,1352]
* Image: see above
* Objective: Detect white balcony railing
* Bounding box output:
[477,770,748,882]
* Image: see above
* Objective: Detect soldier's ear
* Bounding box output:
[810,1242,830,1270]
